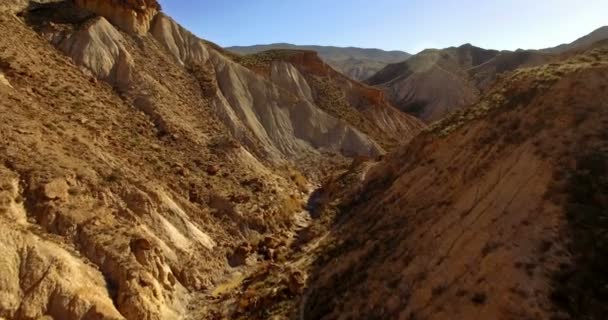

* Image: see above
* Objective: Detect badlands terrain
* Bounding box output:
[0,1,606,320]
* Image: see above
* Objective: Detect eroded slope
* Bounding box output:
[367,44,553,122]
[303,43,608,320]
[0,1,403,319]
[234,49,425,150]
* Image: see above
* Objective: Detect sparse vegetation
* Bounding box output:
[104,169,122,183]
[471,292,487,305]
[2,3,608,320]
[233,49,302,71]
[551,151,608,319]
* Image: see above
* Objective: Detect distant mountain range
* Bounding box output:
[227,43,411,81]
[366,26,608,122]
[226,26,608,123]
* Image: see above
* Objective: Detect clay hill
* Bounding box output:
[0,0,423,319]
[366,44,554,122]
[366,26,608,123]
[228,43,411,81]
[232,49,424,150]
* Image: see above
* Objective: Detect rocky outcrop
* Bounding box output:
[148,13,210,66]
[0,169,124,320]
[74,0,160,35]
[49,16,134,89]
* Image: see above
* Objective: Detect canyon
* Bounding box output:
[0,1,606,320]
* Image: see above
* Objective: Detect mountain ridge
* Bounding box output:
[366,26,608,123]
[366,43,554,122]
[228,43,411,81]
[542,25,608,53]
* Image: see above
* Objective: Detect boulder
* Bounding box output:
[42,178,69,201]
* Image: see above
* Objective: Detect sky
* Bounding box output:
[158,0,608,54]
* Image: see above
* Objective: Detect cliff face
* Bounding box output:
[74,0,160,34]
[234,49,425,150]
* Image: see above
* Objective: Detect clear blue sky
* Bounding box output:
[158,0,608,53]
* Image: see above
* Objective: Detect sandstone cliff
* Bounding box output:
[74,0,160,34]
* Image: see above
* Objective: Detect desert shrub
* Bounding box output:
[404,100,428,117]
[471,292,487,305]
[551,151,608,319]
[104,169,122,183]
[289,170,308,193]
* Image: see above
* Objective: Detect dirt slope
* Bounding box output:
[0,9,310,319]
[234,49,425,149]
[367,44,553,122]
[302,42,608,320]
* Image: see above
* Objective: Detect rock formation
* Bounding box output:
[74,0,160,34]
[234,49,425,149]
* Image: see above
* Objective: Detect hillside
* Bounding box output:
[0,1,606,320]
[232,49,424,149]
[367,44,553,122]
[175,37,608,320]
[302,41,608,320]
[367,26,608,124]
[228,43,411,81]
[0,1,423,319]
